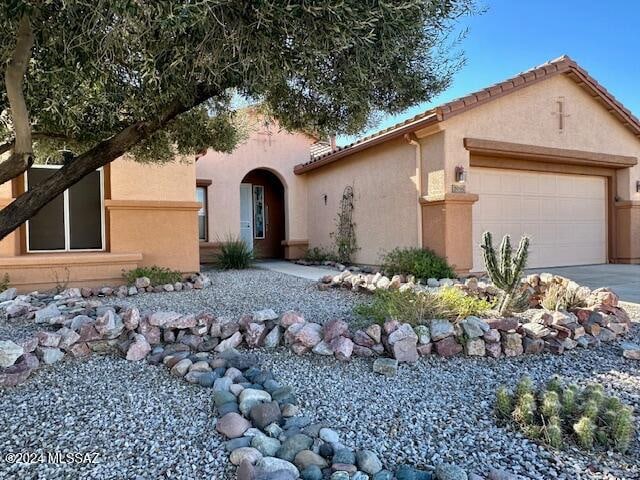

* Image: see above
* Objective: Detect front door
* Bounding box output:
[239,183,254,252]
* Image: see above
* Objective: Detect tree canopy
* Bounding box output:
[0,0,476,239]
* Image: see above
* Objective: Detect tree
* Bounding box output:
[0,0,476,240]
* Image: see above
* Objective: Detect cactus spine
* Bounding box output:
[481,231,530,316]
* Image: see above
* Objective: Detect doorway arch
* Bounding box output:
[240,168,286,258]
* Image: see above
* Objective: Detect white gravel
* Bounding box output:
[0,356,233,480]
[114,268,364,324]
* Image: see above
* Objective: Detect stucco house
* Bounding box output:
[1,55,639,290]
[197,56,640,273]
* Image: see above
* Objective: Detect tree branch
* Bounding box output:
[3,14,34,185]
[0,84,218,240]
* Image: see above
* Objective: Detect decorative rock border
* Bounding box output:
[0,281,636,479]
[0,272,211,320]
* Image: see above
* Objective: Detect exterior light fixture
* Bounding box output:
[455,165,467,183]
[636,180,640,193]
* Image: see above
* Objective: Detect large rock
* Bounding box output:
[216,412,251,438]
[353,330,376,348]
[165,314,197,329]
[522,337,544,354]
[435,337,462,357]
[485,317,519,331]
[35,304,61,324]
[263,326,282,348]
[373,358,398,376]
[230,447,263,466]
[246,323,267,348]
[37,331,61,348]
[294,450,328,470]
[250,401,282,430]
[520,322,550,339]
[356,450,382,475]
[0,362,31,387]
[0,287,17,301]
[280,311,305,328]
[388,323,417,345]
[293,323,323,348]
[465,338,485,356]
[148,311,182,327]
[323,319,349,342]
[239,388,272,416]
[0,340,24,367]
[413,325,430,345]
[311,341,333,356]
[276,433,313,462]
[255,457,300,478]
[38,347,64,365]
[392,338,418,363]
[620,342,640,360]
[126,334,152,361]
[365,324,382,343]
[57,327,80,350]
[430,319,454,341]
[252,434,282,457]
[501,332,523,357]
[94,310,124,338]
[330,337,354,361]
[215,331,243,352]
[460,317,488,339]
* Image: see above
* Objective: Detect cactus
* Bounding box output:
[541,390,561,419]
[610,406,634,453]
[545,416,563,449]
[574,416,595,449]
[481,231,530,315]
[495,385,513,420]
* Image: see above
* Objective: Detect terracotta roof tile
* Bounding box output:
[297,55,640,174]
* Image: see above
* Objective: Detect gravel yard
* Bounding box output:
[0,268,639,480]
[113,268,364,324]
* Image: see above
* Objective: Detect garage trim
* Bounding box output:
[465,140,621,265]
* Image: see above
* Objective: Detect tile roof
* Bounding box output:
[295,55,640,175]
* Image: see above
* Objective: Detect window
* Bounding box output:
[196,186,208,241]
[253,185,265,239]
[26,166,104,252]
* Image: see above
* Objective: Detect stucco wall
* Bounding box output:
[305,137,419,265]
[434,75,640,200]
[196,119,313,244]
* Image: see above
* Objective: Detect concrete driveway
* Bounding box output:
[526,264,640,304]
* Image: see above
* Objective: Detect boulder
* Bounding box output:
[291,323,323,348]
[413,325,430,345]
[485,317,519,331]
[464,338,485,356]
[253,309,279,322]
[135,276,151,289]
[230,447,263,466]
[330,337,354,362]
[392,338,418,363]
[388,323,417,345]
[435,337,462,357]
[126,334,151,361]
[520,322,550,339]
[311,341,333,356]
[280,311,305,328]
[38,347,64,365]
[0,362,31,387]
[148,311,182,327]
[34,304,61,324]
[94,310,124,338]
[0,287,17,301]
[276,433,313,462]
[501,332,523,357]
[252,434,282,457]
[37,331,61,348]
[165,314,197,329]
[430,319,454,341]
[522,337,544,354]
[215,331,243,352]
[0,340,24,367]
[365,324,381,343]
[356,450,382,475]
[435,463,468,480]
[620,342,640,360]
[485,341,502,358]
[483,329,500,343]
[353,330,376,348]
[263,326,282,348]
[372,358,398,376]
[255,457,299,478]
[246,323,267,348]
[323,319,349,342]
[250,401,282,430]
[460,316,488,339]
[57,327,81,350]
[216,412,251,438]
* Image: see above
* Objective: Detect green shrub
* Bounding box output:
[353,287,491,325]
[216,236,253,270]
[494,375,635,452]
[123,266,182,286]
[380,247,455,280]
[302,247,335,263]
[437,287,492,319]
[0,273,9,292]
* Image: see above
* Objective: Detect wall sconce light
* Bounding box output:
[455,165,467,183]
[636,180,640,193]
[323,194,328,205]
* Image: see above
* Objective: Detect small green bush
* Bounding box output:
[216,236,253,270]
[353,287,491,325]
[302,247,336,263]
[495,375,635,452]
[0,273,10,292]
[123,266,182,286]
[380,247,455,280]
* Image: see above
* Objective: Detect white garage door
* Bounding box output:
[469,167,607,271]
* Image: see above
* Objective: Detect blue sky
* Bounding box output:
[339,0,640,145]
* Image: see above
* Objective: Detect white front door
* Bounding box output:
[240,183,254,251]
[469,167,607,271]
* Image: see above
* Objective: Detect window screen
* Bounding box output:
[27,168,65,250]
[69,170,102,249]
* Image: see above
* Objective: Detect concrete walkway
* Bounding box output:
[255,260,336,282]
[526,264,640,304]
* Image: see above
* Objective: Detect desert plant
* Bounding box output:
[216,236,254,270]
[494,375,635,452]
[0,273,10,292]
[330,185,358,264]
[541,282,589,311]
[380,247,455,280]
[353,287,491,325]
[123,266,183,286]
[303,247,336,263]
[480,231,530,316]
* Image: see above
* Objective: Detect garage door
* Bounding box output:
[469,167,607,271]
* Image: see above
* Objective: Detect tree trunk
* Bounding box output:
[0,85,217,241]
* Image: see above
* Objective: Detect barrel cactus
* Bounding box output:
[481,231,530,315]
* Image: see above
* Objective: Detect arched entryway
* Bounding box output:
[240,169,285,258]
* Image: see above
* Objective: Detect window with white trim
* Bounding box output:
[26,166,105,252]
[253,185,265,239]
[196,186,208,241]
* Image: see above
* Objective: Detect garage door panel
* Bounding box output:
[471,167,606,270]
